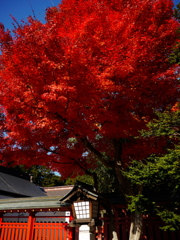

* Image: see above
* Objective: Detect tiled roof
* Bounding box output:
[0,196,70,211]
[0,171,46,197]
[44,186,73,197]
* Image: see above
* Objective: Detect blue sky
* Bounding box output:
[174,0,180,4]
[0,0,180,31]
[0,0,61,30]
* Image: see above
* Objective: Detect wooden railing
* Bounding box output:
[33,222,72,240]
[0,216,73,240]
[0,222,28,240]
[1,213,179,240]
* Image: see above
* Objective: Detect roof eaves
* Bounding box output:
[0,196,70,211]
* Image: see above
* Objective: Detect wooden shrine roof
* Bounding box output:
[0,196,70,212]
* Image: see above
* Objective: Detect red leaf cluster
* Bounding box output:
[0,0,179,176]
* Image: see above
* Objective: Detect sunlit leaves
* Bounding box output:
[0,0,179,177]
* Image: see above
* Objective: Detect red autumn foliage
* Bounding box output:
[0,0,179,178]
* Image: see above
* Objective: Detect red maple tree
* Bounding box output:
[0,0,179,239]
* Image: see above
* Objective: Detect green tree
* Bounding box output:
[12,165,65,187]
[65,174,93,186]
[124,108,180,231]
[65,160,119,193]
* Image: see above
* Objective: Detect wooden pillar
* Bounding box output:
[0,212,3,224]
[0,212,3,240]
[27,212,35,240]
[90,226,96,240]
[103,219,108,240]
[114,207,120,239]
[74,226,79,240]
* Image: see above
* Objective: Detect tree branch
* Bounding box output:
[37,142,59,155]
[80,137,112,168]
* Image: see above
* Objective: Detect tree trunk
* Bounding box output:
[129,211,143,240]
[114,165,143,240]
[98,139,144,240]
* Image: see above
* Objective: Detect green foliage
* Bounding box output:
[127,194,155,214]
[124,149,180,230]
[141,110,180,137]
[124,109,180,231]
[12,165,64,187]
[157,209,180,231]
[169,43,180,65]
[65,160,119,193]
[65,174,93,186]
[124,147,180,190]
[93,161,119,193]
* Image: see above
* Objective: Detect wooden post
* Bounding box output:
[114,208,120,240]
[74,226,79,240]
[90,226,96,240]
[0,212,3,240]
[0,213,3,227]
[104,219,108,240]
[27,212,35,240]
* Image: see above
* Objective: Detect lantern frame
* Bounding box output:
[60,181,102,226]
[72,200,99,224]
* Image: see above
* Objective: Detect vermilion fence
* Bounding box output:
[0,213,73,240]
[0,222,72,240]
[1,213,180,240]
[0,222,28,240]
[33,222,72,240]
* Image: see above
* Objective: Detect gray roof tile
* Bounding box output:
[0,172,46,197]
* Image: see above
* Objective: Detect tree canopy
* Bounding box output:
[0,0,179,175]
[124,108,180,231]
[11,165,65,187]
[0,0,179,239]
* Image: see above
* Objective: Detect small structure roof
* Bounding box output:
[44,185,73,197]
[60,181,102,203]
